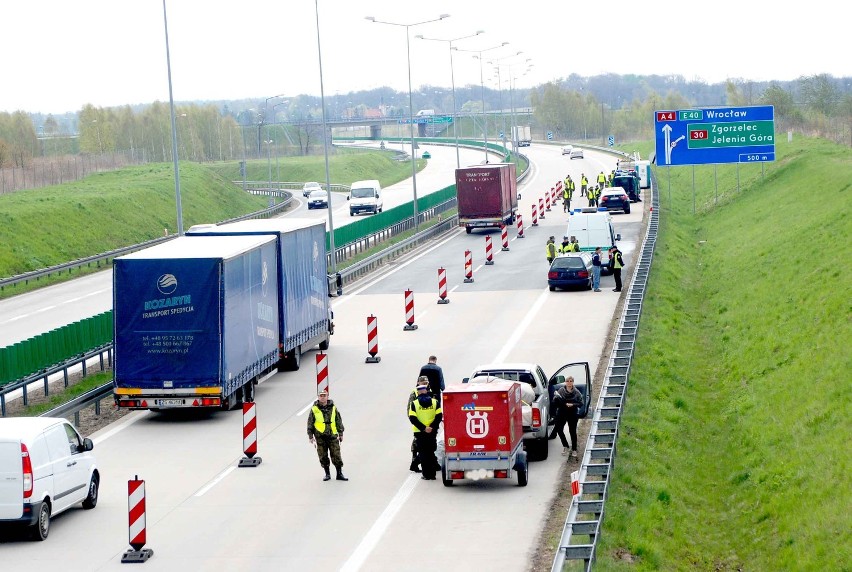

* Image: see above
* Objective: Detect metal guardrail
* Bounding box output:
[40,381,114,425]
[551,170,659,572]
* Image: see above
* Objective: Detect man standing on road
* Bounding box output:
[546,236,557,264]
[409,382,443,480]
[307,390,348,482]
[610,245,625,292]
[591,247,602,292]
[418,355,445,406]
[548,376,584,459]
[580,173,588,197]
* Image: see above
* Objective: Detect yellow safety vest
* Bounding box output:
[597,174,606,184]
[410,398,441,432]
[613,252,623,269]
[546,242,557,258]
[312,405,338,435]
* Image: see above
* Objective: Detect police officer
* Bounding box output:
[562,179,573,212]
[610,245,625,292]
[307,389,348,481]
[409,382,443,480]
[558,235,572,254]
[588,185,598,208]
[580,173,588,197]
[597,171,607,190]
[545,236,557,264]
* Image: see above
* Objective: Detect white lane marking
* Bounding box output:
[194,466,236,497]
[493,287,550,363]
[339,474,420,572]
[91,411,149,445]
[449,285,460,294]
[298,400,316,416]
[331,230,461,307]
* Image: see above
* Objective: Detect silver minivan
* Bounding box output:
[0,417,99,540]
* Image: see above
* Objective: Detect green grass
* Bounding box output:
[8,372,113,417]
[594,136,852,570]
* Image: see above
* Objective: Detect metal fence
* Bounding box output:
[551,171,659,572]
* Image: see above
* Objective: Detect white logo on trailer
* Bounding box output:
[466,411,489,439]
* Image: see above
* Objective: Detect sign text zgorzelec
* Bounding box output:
[654,105,775,166]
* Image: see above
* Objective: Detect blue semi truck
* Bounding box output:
[113,235,281,410]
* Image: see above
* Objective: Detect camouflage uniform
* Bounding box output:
[307,399,345,470]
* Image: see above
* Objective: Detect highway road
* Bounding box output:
[0,142,647,570]
[0,143,487,348]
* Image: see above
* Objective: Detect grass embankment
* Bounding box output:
[0,152,422,296]
[593,137,851,570]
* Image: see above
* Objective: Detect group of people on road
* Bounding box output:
[546,237,625,293]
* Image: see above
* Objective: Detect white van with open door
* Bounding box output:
[0,417,99,540]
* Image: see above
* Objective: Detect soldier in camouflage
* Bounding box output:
[307,389,348,481]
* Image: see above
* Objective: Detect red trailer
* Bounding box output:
[440,380,528,486]
[455,163,518,234]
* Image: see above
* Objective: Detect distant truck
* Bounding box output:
[512,125,532,147]
[612,171,642,202]
[187,218,334,371]
[455,163,519,234]
[113,235,281,411]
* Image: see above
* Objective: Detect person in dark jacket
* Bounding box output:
[610,245,625,292]
[409,383,443,480]
[418,355,445,405]
[591,247,603,292]
[406,376,431,473]
[307,390,348,481]
[548,376,583,459]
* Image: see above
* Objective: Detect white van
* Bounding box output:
[566,208,621,274]
[0,417,99,540]
[348,179,383,216]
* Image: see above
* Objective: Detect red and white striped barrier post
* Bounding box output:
[463,250,474,283]
[403,289,418,330]
[316,352,329,395]
[437,267,449,304]
[556,180,563,193]
[121,476,154,563]
[545,191,552,212]
[366,315,380,363]
[552,186,558,205]
[501,224,510,251]
[570,470,581,497]
[517,214,525,238]
[485,235,494,265]
[238,401,262,467]
[531,203,538,226]
[538,197,546,220]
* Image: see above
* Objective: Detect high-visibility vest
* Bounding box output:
[546,242,557,258]
[597,173,606,184]
[312,405,338,435]
[581,176,588,187]
[613,252,623,269]
[563,188,572,199]
[410,398,441,432]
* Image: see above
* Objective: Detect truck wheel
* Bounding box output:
[441,463,453,487]
[279,347,302,371]
[517,457,528,487]
[465,227,472,234]
[242,381,256,404]
[30,501,50,541]
[82,475,99,509]
[318,334,330,351]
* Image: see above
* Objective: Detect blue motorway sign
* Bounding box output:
[546,131,553,140]
[654,105,775,166]
[398,116,453,125]
[608,135,615,147]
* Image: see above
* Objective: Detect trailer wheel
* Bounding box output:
[279,347,302,371]
[318,334,330,351]
[465,227,472,234]
[242,381,256,403]
[515,452,529,487]
[441,463,453,487]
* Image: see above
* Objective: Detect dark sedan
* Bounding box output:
[547,253,593,291]
[598,187,631,214]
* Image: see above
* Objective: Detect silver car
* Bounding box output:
[302,181,322,197]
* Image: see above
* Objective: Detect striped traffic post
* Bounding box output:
[538,197,546,220]
[121,476,154,563]
[366,315,380,363]
[485,236,494,265]
[501,225,509,251]
[463,250,474,283]
[531,203,538,226]
[316,352,329,395]
[545,191,551,212]
[437,267,449,304]
[552,186,558,205]
[571,470,581,497]
[403,289,418,330]
[238,402,262,467]
[517,214,525,238]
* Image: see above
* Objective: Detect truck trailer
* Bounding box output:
[456,163,519,234]
[512,125,532,147]
[113,235,281,410]
[187,218,334,371]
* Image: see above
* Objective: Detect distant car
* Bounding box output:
[547,252,593,291]
[561,145,573,155]
[421,151,431,159]
[302,181,322,197]
[569,148,584,160]
[307,190,328,209]
[598,187,631,214]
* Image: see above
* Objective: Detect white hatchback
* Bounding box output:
[302,181,322,197]
[0,417,99,540]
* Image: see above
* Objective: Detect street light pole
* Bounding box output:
[454,42,509,163]
[415,30,484,169]
[366,13,450,232]
[314,0,338,278]
[273,101,289,192]
[161,0,183,235]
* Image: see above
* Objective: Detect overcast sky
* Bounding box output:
[4,0,850,115]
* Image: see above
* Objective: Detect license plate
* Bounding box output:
[156,399,184,407]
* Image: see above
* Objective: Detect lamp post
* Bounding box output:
[273,101,289,191]
[314,0,338,277]
[264,139,274,195]
[365,13,450,232]
[415,30,483,169]
[484,52,524,151]
[161,0,183,235]
[260,94,287,156]
[454,42,509,163]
